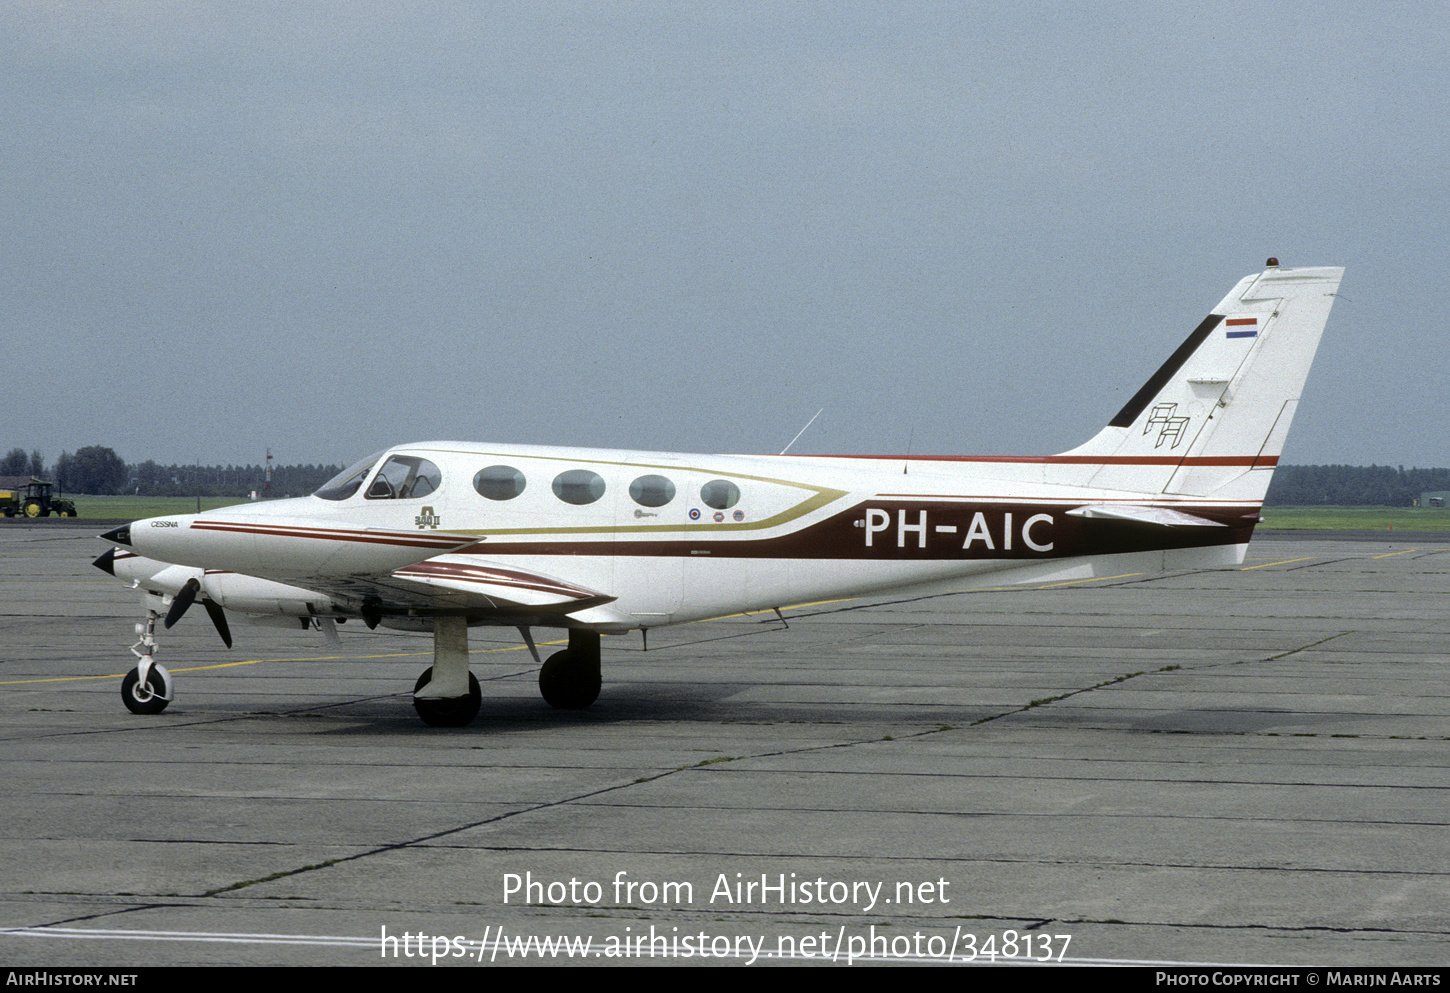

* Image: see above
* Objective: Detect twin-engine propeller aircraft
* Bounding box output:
[97,261,1343,726]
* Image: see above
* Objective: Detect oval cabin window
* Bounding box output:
[474,465,526,501]
[629,474,676,508]
[553,469,606,505]
[700,478,740,510]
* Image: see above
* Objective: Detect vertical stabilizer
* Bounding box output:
[1058,263,1343,500]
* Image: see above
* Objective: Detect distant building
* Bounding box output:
[1421,491,1450,508]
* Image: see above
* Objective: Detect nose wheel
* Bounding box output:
[121,609,173,714]
[122,664,172,714]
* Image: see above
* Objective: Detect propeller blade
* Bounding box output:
[317,617,342,645]
[202,598,233,648]
[164,578,200,629]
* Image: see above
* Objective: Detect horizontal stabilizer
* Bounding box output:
[1065,505,1230,528]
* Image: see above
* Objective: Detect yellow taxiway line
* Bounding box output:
[1240,556,1315,571]
[0,639,570,686]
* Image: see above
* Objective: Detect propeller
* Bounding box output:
[164,578,200,629]
[163,577,233,648]
[203,598,233,649]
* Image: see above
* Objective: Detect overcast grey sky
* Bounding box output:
[4,2,1446,469]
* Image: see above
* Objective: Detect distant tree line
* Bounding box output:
[1263,465,1450,506]
[3,445,340,497]
[124,460,344,498]
[0,448,45,478]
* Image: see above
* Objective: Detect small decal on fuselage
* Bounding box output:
[415,506,441,530]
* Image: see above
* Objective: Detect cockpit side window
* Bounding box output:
[314,452,382,501]
[365,455,442,500]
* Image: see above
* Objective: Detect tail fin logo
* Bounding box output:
[1143,403,1190,449]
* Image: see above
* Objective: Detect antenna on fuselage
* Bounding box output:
[779,408,823,456]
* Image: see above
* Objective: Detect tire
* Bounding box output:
[538,649,601,710]
[412,666,482,727]
[23,501,41,518]
[121,667,170,715]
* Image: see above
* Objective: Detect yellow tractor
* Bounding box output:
[0,478,78,518]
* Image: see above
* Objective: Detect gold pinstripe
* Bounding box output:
[405,445,850,538]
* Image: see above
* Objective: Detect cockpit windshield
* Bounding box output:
[365,455,442,500]
[313,452,383,501]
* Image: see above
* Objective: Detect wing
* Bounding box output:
[391,555,619,612]
[102,547,632,637]
[272,552,633,629]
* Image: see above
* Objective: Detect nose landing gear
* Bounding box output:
[122,609,174,715]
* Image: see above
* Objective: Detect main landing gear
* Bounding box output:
[411,623,603,727]
[121,609,174,715]
[412,615,481,727]
[538,630,602,710]
[412,666,482,727]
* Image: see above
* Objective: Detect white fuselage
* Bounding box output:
[118,441,1257,631]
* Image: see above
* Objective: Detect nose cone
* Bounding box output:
[101,516,204,571]
[93,547,117,575]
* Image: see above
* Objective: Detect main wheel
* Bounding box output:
[121,666,170,715]
[412,666,482,727]
[23,501,41,518]
[538,649,601,710]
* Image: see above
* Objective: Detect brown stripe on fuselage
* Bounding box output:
[463,501,1257,561]
[192,521,467,549]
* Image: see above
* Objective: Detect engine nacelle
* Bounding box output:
[99,550,335,618]
[200,570,338,618]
